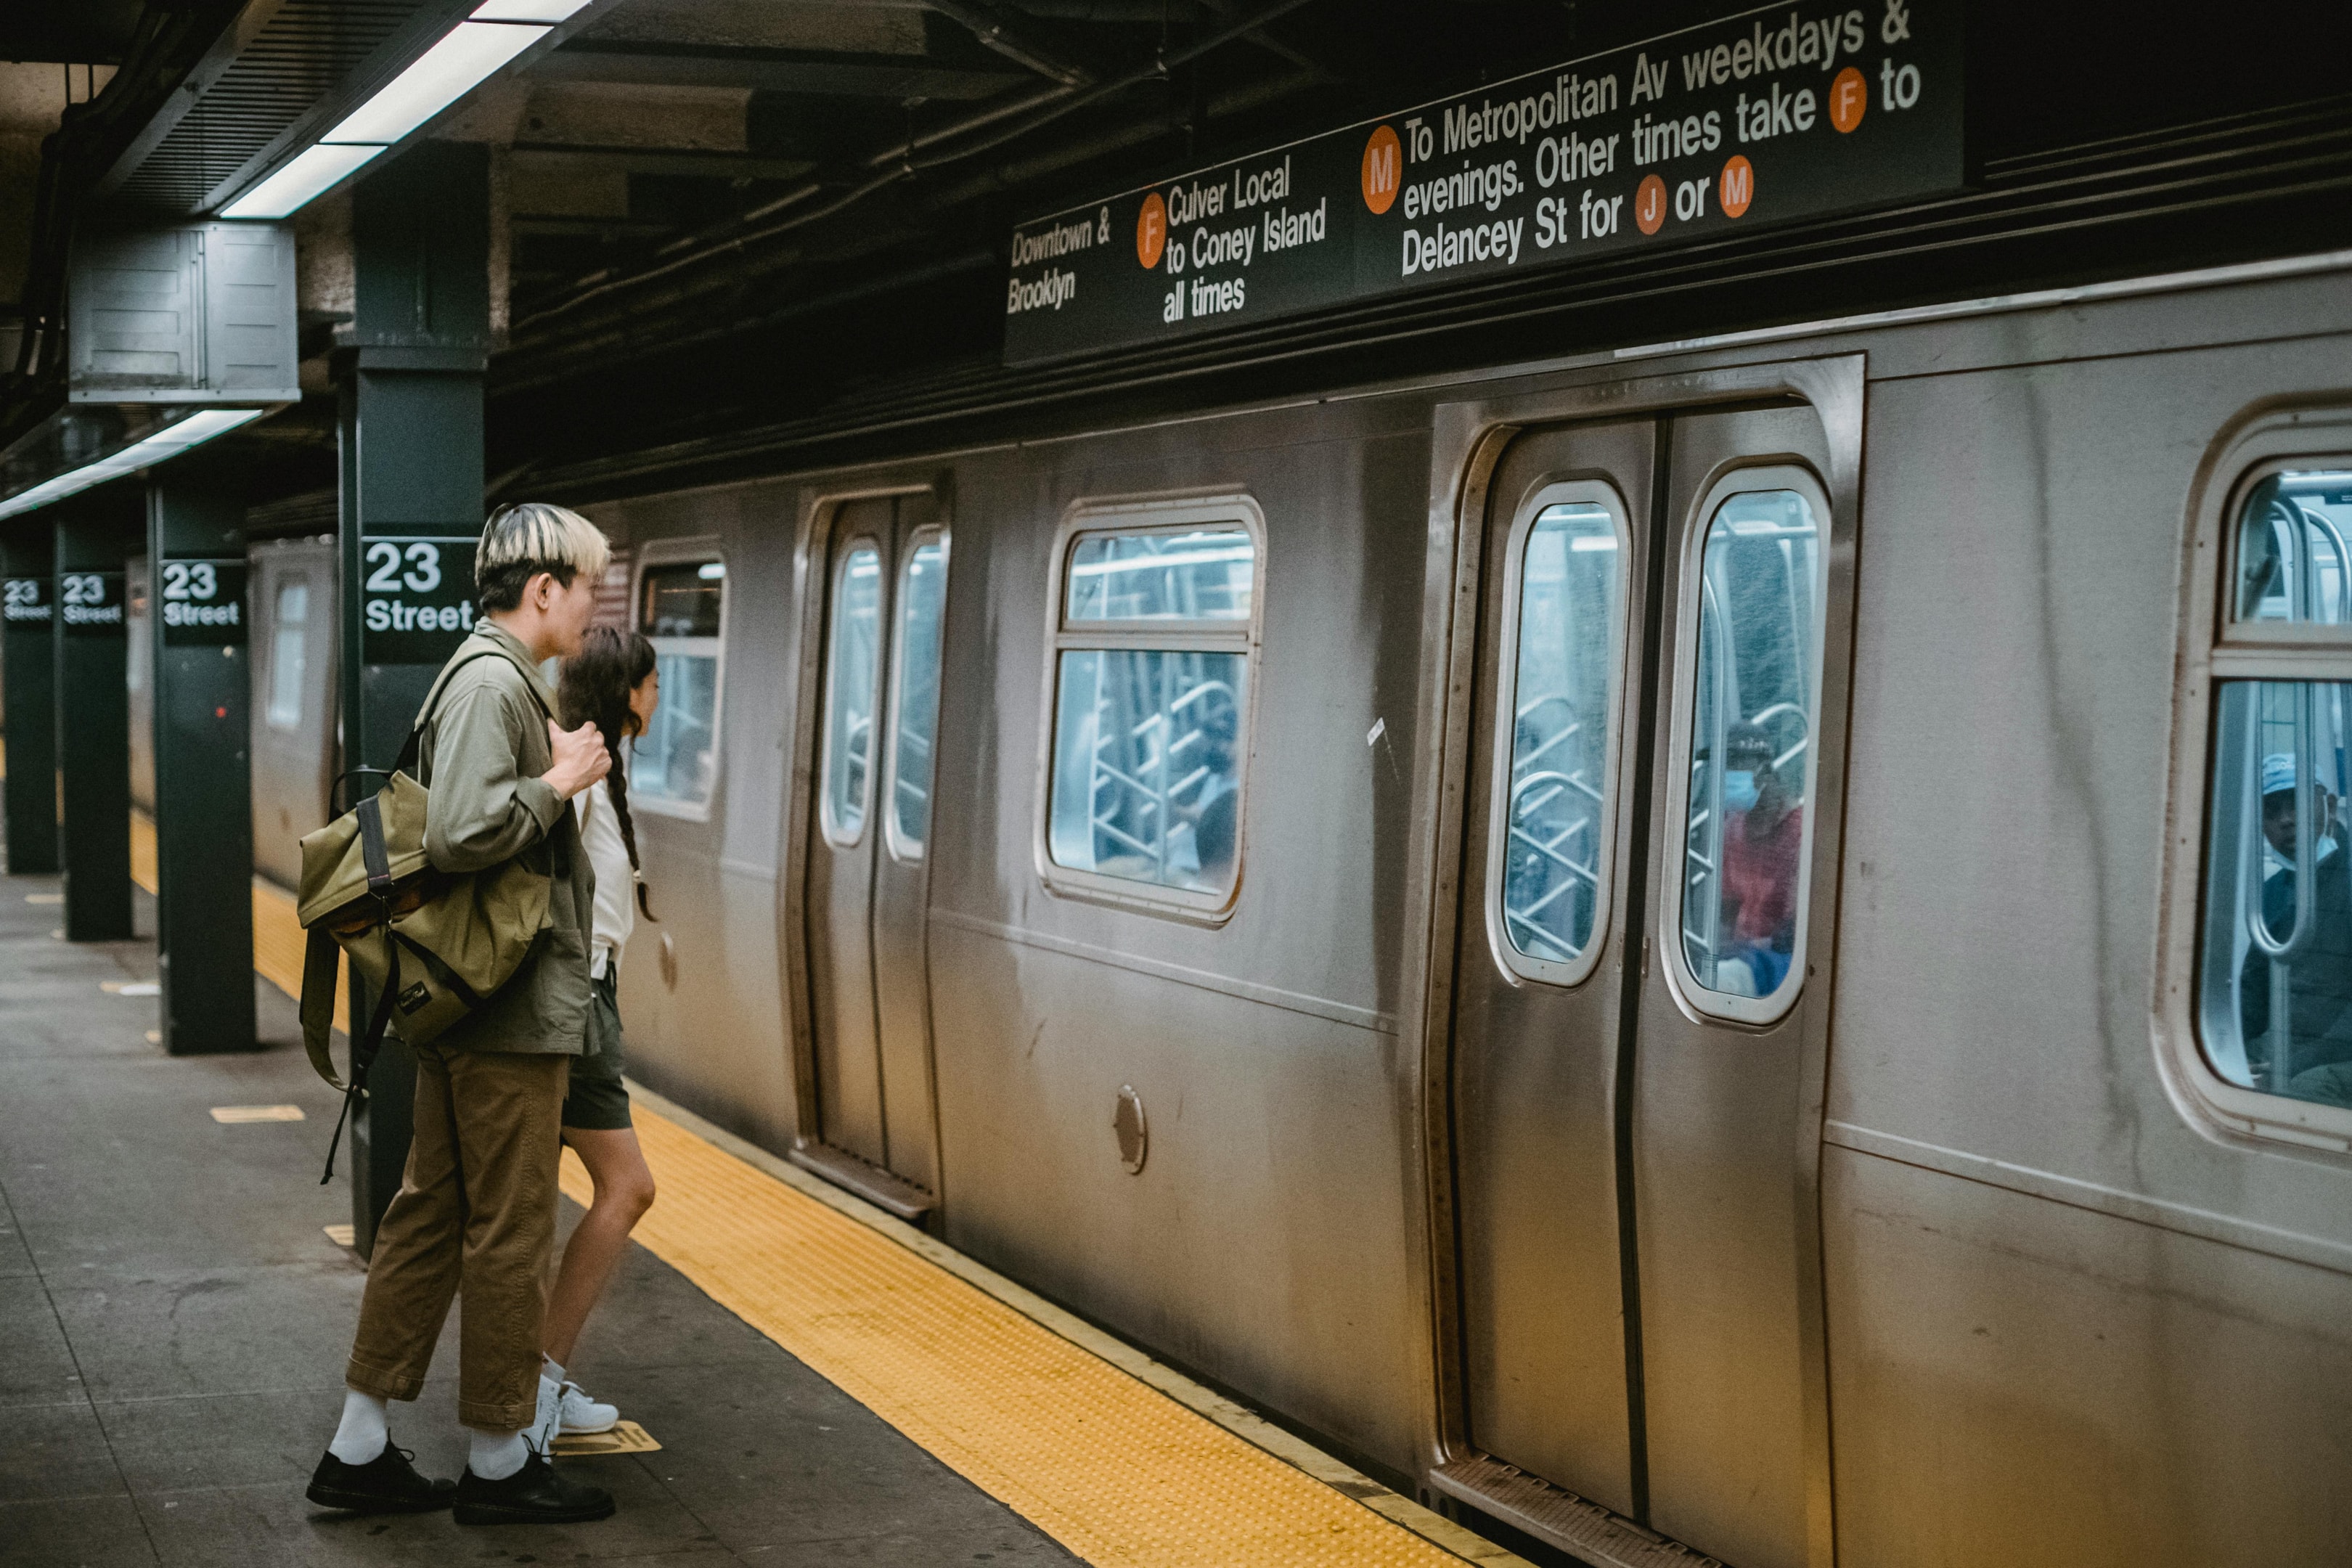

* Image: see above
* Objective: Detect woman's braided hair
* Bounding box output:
[558,625,659,920]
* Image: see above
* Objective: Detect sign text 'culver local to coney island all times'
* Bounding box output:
[1001,0,1961,362]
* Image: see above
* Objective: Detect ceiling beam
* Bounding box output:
[534,39,1026,100]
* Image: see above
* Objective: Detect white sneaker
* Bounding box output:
[530,1372,563,1454]
[558,1381,618,1435]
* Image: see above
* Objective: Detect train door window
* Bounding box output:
[2197,469,2352,1114]
[883,529,950,860]
[1674,475,1830,1022]
[818,543,883,844]
[1490,486,1631,984]
[266,579,309,731]
[633,552,725,819]
[1042,501,1262,910]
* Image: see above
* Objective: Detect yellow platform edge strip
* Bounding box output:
[574,1082,1532,1568]
[162,813,1527,1566]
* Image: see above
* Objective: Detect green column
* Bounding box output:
[54,499,136,941]
[146,481,256,1054]
[338,142,491,1253]
[2,527,58,874]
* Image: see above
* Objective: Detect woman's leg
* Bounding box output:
[542,1127,656,1369]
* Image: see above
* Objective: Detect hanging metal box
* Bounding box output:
[68,223,298,404]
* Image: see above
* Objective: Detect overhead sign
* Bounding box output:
[1003,0,1961,363]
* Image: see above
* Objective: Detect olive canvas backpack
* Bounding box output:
[295,642,562,1180]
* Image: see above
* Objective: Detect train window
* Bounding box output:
[1675,481,1829,1022]
[1042,506,1261,909]
[2231,473,2352,626]
[2198,468,2352,1115]
[633,555,726,819]
[1066,527,1253,622]
[266,579,308,730]
[817,544,882,845]
[1490,489,1630,984]
[883,530,950,860]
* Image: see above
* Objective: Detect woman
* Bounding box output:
[542,626,661,1439]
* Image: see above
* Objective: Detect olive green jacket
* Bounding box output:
[416,621,594,1055]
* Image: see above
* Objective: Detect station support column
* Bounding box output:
[2,526,58,874]
[145,482,256,1053]
[54,500,135,941]
[337,142,494,1252]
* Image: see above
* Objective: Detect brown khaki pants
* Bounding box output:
[345,1044,570,1431]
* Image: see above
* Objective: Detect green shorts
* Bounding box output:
[560,969,632,1132]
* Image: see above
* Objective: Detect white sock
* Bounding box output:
[328,1388,388,1465]
[541,1355,566,1385]
[469,1427,529,1482]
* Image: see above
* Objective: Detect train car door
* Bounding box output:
[1443,401,1847,1568]
[804,493,952,1204]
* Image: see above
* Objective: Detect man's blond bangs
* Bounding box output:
[478,502,611,583]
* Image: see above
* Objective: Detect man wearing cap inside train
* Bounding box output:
[2240,752,2352,1106]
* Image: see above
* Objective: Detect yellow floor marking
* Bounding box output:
[144,1029,160,1044]
[564,1111,1479,1568]
[25,892,61,905]
[102,980,160,996]
[323,1224,356,1247]
[210,1104,305,1124]
[130,809,157,894]
[251,875,347,1023]
[552,1420,661,1457]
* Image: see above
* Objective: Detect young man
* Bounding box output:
[306,503,618,1525]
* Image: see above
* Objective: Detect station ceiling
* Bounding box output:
[5,1,2352,517]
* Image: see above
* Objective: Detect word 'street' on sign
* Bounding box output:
[1002,0,1960,363]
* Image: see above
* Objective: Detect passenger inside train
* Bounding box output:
[1715,721,1804,998]
[2204,473,2352,1109]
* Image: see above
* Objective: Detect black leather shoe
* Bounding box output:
[452,1448,615,1526]
[306,1442,456,1514]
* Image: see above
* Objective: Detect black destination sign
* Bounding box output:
[58,571,125,637]
[3,576,50,626]
[361,535,480,664]
[1003,0,1961,363]
[158,559,248,648]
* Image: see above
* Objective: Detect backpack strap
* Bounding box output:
[319,940,403,1185]
[394,645,520,783]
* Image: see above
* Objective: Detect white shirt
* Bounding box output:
[573,778,636,980]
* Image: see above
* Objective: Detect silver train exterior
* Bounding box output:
[250,257,2352,1567]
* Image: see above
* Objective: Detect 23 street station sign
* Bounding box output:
[1002,0,1959,363]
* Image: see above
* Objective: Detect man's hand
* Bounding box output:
[544,719,612,801]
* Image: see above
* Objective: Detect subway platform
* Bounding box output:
[0,862,1532,1568]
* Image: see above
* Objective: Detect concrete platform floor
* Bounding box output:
[0,867,1079,1567]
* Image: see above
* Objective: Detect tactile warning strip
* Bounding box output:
[561,1110,1477,1568]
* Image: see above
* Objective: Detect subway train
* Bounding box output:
[211,256,2352,1568]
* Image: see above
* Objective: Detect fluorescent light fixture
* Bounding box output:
[471,0,592,19]
[322,22,547,146]
[0,409,267,521]
[220,142,387,219]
